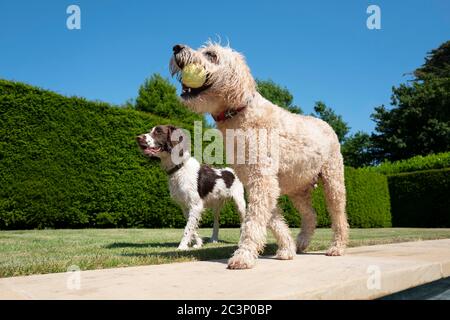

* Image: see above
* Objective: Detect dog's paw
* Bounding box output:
[275,247,295,260]
[227,249,256,270]
[296,235,311,254]
[209,238,219,244]
[177,244,190,251]
[192,243,203,249]
[326,245,345,256]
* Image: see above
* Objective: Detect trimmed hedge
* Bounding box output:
[363,152,450,175]
[0,80,391,229]
[279,167,391,228]
[388,168,450,227]
[0,80,190,229]
[201,167,392,228]
[363,152,450,228]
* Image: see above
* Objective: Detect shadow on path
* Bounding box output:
[104,238,235,249]
[118,243,281,264]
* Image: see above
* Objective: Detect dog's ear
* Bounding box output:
[167,125,187,157]
[167,125,183,146]
[165,125,181,152]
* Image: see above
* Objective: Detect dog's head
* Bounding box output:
[169,41,256,115]
[136,125,185,160]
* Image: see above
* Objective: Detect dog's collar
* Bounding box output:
[166,163,184,175]
[212,106,246,122]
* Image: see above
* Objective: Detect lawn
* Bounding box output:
[1,228,450,278]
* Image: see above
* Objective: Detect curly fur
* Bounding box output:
[170,42,349,269]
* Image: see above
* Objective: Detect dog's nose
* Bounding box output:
[173,44,185,54]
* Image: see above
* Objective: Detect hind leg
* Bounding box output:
[321,155,349,256]
[210,206,220,243]
[192,232,204,248]
[268,207,296,260]
[291,190,317,253]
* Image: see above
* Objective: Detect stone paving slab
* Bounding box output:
[1,239,449,300]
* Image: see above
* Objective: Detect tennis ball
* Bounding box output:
[181,63,206,88]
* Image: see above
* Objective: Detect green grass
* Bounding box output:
[1,228,450,278]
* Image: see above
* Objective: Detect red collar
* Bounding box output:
[212,106,246,122]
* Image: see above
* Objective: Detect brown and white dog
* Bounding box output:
[137,125,246,250]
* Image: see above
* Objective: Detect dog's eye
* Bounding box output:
[204,51,218,63]
[154,127,162,134]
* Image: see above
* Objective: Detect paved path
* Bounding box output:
[1,239,450,299]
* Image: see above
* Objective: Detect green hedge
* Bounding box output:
[0,80,391,229]
[279,167,391,228]
[363,153,450,228]
[388,168,450,227]
[0,80,190,229]
[363,152,450,175]
[202,167,392,228]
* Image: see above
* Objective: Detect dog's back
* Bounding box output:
[168,156,245,218]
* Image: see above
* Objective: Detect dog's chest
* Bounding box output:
[167,160,200,207]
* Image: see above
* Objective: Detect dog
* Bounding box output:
[170,41,349,269]
[137,125,246,250]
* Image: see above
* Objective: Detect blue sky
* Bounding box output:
[1,0,449,134]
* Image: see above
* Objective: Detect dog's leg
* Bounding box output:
[192,232,203,248]
[228,174,279,269]
[321,155,349,256]
[210,207,220,243]
[181,208,202,247]
[178,204,204,251]
[291,190,317,253]
[232,185,246,223]
[268,207,296,260]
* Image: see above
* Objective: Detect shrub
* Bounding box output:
[0,80,391,229]
[0,80,191,229]
[363,152,450,175]
[282,167,391,228]
[388,168,450,227]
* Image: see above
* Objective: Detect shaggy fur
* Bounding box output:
[170,41,349,269]
[137,125,246,250]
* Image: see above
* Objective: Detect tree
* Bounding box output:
[312,101,350,143]
[371,41,450,162]
[341,131,374,167]
[414,41,450,80]
[135,74,203,124]
[256,79,303,114]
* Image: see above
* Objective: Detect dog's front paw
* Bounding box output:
[227,249,256,270]
[177,244,190,251]
[275,247,295,260]
[326,245,345,256]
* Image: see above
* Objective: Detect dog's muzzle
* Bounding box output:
[136,135,162,156]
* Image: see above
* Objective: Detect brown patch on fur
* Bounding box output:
[221,170,235,188]
[197,165,220,198]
